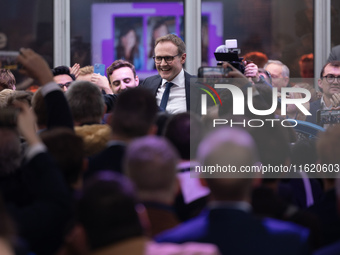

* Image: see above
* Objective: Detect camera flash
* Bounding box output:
[225,39,237,49]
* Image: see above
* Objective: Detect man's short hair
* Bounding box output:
[0,69,16,90]
[0,89,15,109]
[52,66,76,80]
[66,81,105,124]
[320,60,340,78]
[110,87,158,139]
[197,127,258,200]
[31,88,47,127]
[264,60,290,78]
[7,91,33,107]
[155,34,186,56]
[41,128,84,187]
[106,60,136,84]
[79,66,94,76]
[125,136,179,200]
[77,171,143,251]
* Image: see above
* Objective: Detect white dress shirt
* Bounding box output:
[156,69,187,114]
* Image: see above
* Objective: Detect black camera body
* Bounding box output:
[214,51,245,74]
[214,39,245,74]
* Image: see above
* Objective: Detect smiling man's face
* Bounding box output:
[109,67,139,94]
[154,41,186,81]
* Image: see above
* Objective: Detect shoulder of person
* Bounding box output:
[262,217,310,241]
[184,70,196,79]
[140,74,162,86]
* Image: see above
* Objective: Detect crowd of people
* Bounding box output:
[0,33,340,255]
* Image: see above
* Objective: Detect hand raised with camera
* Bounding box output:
[222,62,250,88]
[244,61,260,83]
[17,48,54,86]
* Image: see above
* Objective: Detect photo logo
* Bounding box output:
[200,84,311,116]
[199,83,223,113]
[198,82,312,128]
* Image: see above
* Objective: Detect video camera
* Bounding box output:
[197,39,244,78]
[214,39,245,74]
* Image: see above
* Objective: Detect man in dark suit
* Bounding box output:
[140,34,193,114]
[155,127,311,255]
[306,61,340,125]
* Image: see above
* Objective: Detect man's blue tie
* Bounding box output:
[159,82,174,111]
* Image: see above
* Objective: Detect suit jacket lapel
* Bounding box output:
[153,75,162,96]
[184,71,192,111]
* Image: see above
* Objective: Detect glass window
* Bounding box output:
[202,0,314,78]
[1,0,53,83]
[331,0,340,47]
[70,0,184,80]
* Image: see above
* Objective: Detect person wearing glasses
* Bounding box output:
[51,65,76,92]
[52,65,116,117]
[140,34,193,114]
[306,60,340,125]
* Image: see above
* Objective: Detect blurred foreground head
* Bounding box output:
[77,171,143,251]
[197,127,258,201]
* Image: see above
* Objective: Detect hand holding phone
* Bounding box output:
[91,73,113,94]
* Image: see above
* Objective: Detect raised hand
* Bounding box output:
[17,48,54,86]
